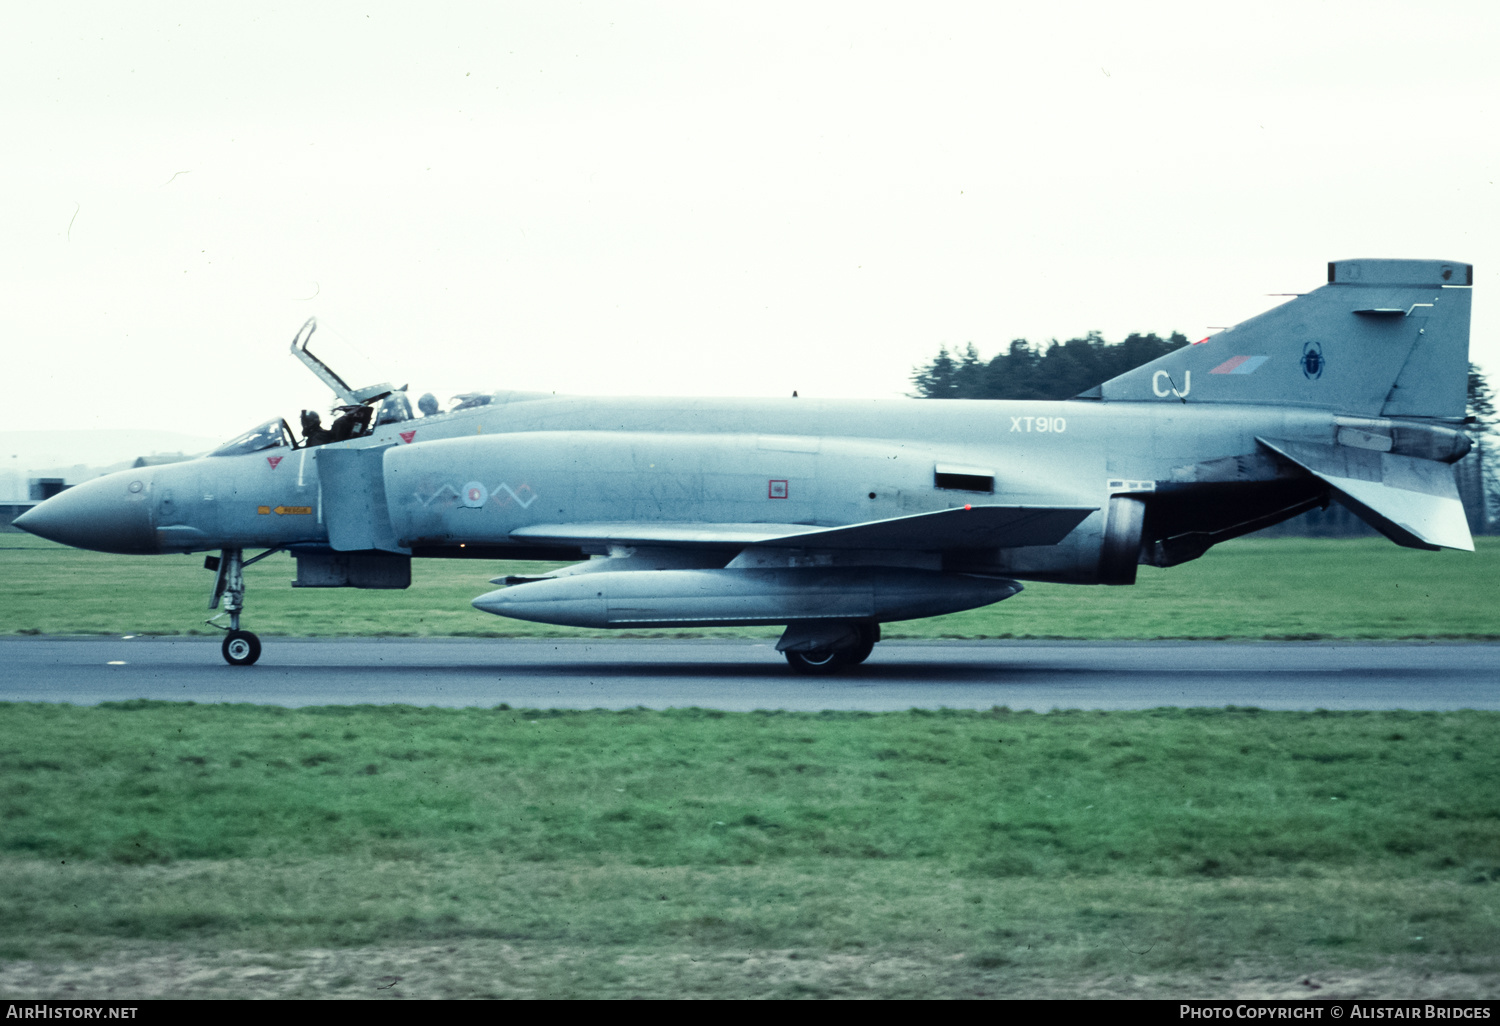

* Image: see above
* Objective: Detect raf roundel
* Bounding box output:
[461,482,489,508]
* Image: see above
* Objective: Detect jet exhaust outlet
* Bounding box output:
[1100,496,1146,585]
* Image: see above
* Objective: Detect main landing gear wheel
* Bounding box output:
[222,630,261,666]
[783,622,880,675]
[785,647,853,675]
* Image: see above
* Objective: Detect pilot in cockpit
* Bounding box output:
[329,405,373,442]
[300,410,333,447]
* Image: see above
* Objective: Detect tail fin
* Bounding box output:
[1089,259,1472,421]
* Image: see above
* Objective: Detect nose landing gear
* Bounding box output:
[207,547,273,666]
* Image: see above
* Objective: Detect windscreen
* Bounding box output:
[209,419,291,457]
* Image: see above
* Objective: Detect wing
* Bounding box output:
[507,503,1097,551]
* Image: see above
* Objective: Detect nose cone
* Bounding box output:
[14,472,157,554]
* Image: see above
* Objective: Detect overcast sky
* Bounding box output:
[4,1,1497,444]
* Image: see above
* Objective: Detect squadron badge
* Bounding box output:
[1301,341,1325,380]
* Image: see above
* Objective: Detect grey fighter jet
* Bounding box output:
[16,258,1475,671]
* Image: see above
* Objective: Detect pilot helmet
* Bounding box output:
[418,393,440,417]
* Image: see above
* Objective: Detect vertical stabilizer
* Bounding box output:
[1091,259,1471,421]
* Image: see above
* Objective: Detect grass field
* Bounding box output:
[2,533,1497,640]
[1,703,1498,998]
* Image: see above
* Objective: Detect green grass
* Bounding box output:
[5,703,1498,872]
[1,703,1498,995]
[2,533,1497,639]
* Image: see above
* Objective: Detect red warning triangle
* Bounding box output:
[400,430,417,444]
[267,456,283,469]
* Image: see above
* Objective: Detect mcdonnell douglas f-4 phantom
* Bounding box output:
[16,258,1476,671]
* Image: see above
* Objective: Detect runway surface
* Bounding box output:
[2,636,1498,711]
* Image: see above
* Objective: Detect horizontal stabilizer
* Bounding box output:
[509,504,1096,552]
[1257,437,1473,551]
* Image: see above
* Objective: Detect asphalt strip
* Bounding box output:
[3,636,1498,711]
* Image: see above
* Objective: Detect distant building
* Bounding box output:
[28,478,68,501]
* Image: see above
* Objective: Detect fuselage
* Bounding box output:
[16,391,1385,585]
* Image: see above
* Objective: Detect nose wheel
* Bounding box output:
[222,630,262,666]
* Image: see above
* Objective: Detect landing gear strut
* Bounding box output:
[208,547,262,666]
[782,622,879,675]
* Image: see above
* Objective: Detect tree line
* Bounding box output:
[910,333,1188,401]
